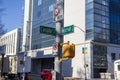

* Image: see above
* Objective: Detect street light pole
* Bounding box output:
[84,52,87,80]
[74,26,87,80]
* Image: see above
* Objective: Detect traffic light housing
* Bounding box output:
[59,41,75,62]
[63,43,75,58]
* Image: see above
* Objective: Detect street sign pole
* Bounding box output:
[54,0,64,80]
[54,22,63,80]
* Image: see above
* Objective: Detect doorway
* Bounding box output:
[94,68,107,78]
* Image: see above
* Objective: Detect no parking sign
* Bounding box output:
[52,42,58,55]
[53,0,64,22]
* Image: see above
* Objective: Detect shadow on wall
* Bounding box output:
[107,55,114,79]
[77,68,84,79]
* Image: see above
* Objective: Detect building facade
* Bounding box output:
[22,0,56,75]
[23,0,120,79]
[0,28,21,56]
[0,28,21,75]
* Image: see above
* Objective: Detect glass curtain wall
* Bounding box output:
[86,0,109,78]
[31,0,56,50]
[93,44,107,78]
[109,0,120,44]
[86,0,94,40]
[86,0,110,42]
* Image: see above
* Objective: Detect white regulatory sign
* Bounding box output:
[52,42,58,55]
[54,6,60,16]
[53,0,64,22]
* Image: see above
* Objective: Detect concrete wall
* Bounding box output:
[0,28,20,55]
[64,0,86,44]
[62,41,92,79]
[64,0,90,79]
[22,0,33,51]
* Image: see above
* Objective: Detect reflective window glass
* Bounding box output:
[94,14,102,22]
[38,0,42,6]
[94,3,102,9]
[49,4,54,12]
[86,0,93,3]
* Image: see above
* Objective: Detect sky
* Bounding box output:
[2,0,23,32]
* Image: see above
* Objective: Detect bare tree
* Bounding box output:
[0,0,6,36]
[0,23,5,35]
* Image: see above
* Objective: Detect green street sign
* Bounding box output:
[40,26,56,35]
[62,25,74,35]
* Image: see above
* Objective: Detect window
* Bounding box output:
[94,3,102,10]
[94,14,102,22]
[102,0,106,5]
[111,53,116,60]
[37,11,41,17]
[119,54,120,59]
[38,0,42,6]
[49,4,54,12]
[118,65,120,71]
[94,0,101,4]
[86,0,93,3]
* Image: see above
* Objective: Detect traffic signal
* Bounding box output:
[59,41,75,62]
[63,43,75,58]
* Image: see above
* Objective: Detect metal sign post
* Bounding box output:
[53,0,64,80]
